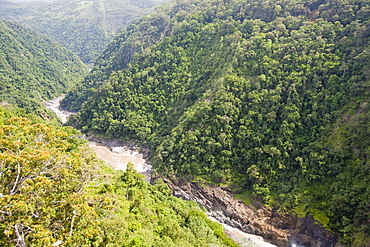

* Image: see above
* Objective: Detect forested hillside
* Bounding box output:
[63,0,370,245]
[0,105,237,246]
[0,19,87,114]
[0,0,170,63]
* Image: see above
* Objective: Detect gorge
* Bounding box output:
[45,96,275,246]
[2,0,370,245]
[46,96,335,247]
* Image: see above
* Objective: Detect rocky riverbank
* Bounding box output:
[165,179,337,247]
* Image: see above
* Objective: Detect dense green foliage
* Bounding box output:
[63,0,370,245]
[0,0,170,64]
[0,106,237,246]
[0,19,87,114]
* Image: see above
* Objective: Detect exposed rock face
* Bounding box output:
[166,180,337,247]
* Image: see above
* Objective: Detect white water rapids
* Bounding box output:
[44,95,152,175]
[45,96,278,247]
[88,143,152,176]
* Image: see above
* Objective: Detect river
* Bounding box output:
[45,96,278,247]
[44,95,152,177]
[208,217,276,247]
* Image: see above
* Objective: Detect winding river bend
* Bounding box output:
[45,96,278,247]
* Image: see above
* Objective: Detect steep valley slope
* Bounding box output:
[0,19,87,114]
[61,0,370,245]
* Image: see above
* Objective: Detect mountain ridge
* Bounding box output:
[0,0,171,63]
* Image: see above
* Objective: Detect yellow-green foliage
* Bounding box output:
[0,110,99,246]
[0,107,237,246]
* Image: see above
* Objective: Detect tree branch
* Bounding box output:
[14,223,26,247]
[69,210,77,238]
[10,162,21,196]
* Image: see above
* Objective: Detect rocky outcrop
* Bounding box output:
[166,180,337,247]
